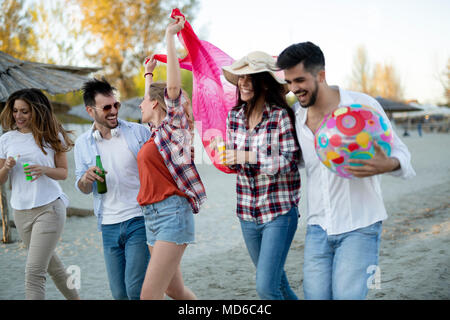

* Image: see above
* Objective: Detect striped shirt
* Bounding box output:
[147,90,206,213]
[226,103,301,223]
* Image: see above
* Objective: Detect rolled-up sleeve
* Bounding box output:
[369,99,416,179]
[164,89,189,130]
[388,129,416,179]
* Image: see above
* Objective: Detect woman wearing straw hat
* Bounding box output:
[219,51,301,299]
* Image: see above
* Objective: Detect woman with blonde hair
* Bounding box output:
[0,88,79,300]
[137,16,206,300]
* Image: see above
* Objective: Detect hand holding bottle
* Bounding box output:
[80,166,107,184]
[24,164,49,182]
[95,155,107,194]
[209,137,226,164]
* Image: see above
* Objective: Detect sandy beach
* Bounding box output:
[0,131,449,300]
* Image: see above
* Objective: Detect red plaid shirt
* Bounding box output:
[147,90,206,213]
[226,103,301,223]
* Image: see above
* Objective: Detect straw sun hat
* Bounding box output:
[222,51,286,86]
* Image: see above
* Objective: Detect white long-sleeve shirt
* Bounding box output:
[294,87,416,235]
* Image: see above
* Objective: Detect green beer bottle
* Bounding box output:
[95,155,107,194]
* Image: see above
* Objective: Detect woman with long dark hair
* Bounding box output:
[219,51,301,299]
[0,88,79,300]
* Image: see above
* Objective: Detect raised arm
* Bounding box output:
[144,56,157,98]
[166,15,185,100]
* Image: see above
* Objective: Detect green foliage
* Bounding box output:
[55,113,91,124]
[125,118,140,123]
[181,69,193,99]
[51,91,84,107]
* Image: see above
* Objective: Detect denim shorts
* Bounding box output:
[141,195,195,247]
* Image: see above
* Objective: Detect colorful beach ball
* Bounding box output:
[314,104,394,179]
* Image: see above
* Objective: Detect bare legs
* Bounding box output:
[140,241,196,300]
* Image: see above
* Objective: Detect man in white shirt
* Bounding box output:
[277,42,415,299]
[74,78,151,299]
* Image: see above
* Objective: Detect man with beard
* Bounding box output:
[74,78,150,299]
[277,42,415,300]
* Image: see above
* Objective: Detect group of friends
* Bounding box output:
[0,16,415,300]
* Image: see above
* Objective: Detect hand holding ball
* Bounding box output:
[314,104,393,179]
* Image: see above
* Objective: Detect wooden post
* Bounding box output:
[1,184,11,243]
[0,124,11,243]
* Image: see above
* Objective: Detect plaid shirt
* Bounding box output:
[226,103,301,224]
[147,90,206,213]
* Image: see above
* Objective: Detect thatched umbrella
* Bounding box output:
[0,51,100,102]
[0,51,101,243]
[375,96,422,113]
[375,96,425,137]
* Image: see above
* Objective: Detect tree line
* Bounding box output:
[1,1,449,107]
[349,45,449,106]
[0,0,197,105]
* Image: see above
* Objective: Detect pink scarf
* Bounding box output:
[154,8,237,174]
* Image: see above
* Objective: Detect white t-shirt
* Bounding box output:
[96,133,142,224]
[0,130,69,210]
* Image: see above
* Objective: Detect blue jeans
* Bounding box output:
[303,222,382,300]
[101,216,150,300]
[239,206,299,300]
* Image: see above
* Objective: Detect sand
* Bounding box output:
[0,131,449,300]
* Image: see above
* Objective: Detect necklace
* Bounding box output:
[248,111,262,131]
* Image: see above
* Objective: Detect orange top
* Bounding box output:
[137,137,186,206]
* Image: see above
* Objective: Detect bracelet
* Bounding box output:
[144,72,154,78]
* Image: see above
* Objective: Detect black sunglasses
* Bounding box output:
[94,101,121,111]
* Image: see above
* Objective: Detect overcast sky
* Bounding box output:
[190,0,450,104]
